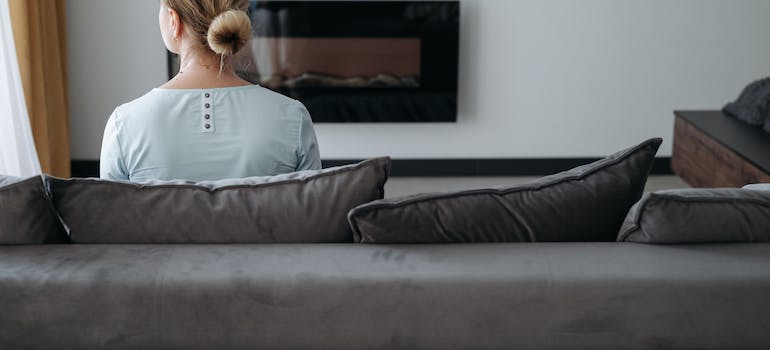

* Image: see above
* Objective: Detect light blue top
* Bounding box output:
[100,85,321,182]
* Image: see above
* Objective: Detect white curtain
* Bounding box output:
[0,0,41,177]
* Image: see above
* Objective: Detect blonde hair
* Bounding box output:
[163,0,251,57]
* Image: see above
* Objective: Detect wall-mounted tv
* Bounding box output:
[168,1,460,123]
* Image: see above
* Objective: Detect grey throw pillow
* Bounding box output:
[723,76,770,126]
[618,188,770,244]
[348,138,661,243]
[0,175,68,244]
[47,158,390,243]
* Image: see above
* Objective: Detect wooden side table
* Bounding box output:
[672,110,770,187]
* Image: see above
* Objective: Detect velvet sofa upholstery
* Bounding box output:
[1,242,770,349]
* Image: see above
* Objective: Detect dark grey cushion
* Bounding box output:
[349,138,661,243]
[618,188,770,243]
[47,158,390,243]
[0,175,67,244]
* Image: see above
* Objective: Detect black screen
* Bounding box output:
[169,1,460,123]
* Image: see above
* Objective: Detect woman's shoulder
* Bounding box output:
[148,84,300,105]
[230,85,308,116]
[234,85,303,108]
[109,90,160,123]
[111,85,307,124]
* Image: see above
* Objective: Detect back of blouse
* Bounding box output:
[99,85,321,182]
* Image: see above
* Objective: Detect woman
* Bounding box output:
[100,0,321,182]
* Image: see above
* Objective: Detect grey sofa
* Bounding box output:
[4,140,770,349]
[2,242,770,349]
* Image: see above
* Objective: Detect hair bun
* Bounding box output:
[207,9,252,56]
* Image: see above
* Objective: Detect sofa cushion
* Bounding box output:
[0,175,67,244]
[47,158,390,243]
[348,138,661,243]
[618,188,770,243]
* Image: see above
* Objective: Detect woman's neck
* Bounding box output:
[160,46,251,90]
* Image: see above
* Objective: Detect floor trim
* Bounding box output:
[72,158,672,178]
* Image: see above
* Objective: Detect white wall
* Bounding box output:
[68,0,770,160]
[67,0,167,159]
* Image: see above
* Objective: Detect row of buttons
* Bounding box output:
[201,92,214,133]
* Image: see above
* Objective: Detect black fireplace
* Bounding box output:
[168,1,460,123]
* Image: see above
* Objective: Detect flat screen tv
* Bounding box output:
[168,1,460,122]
